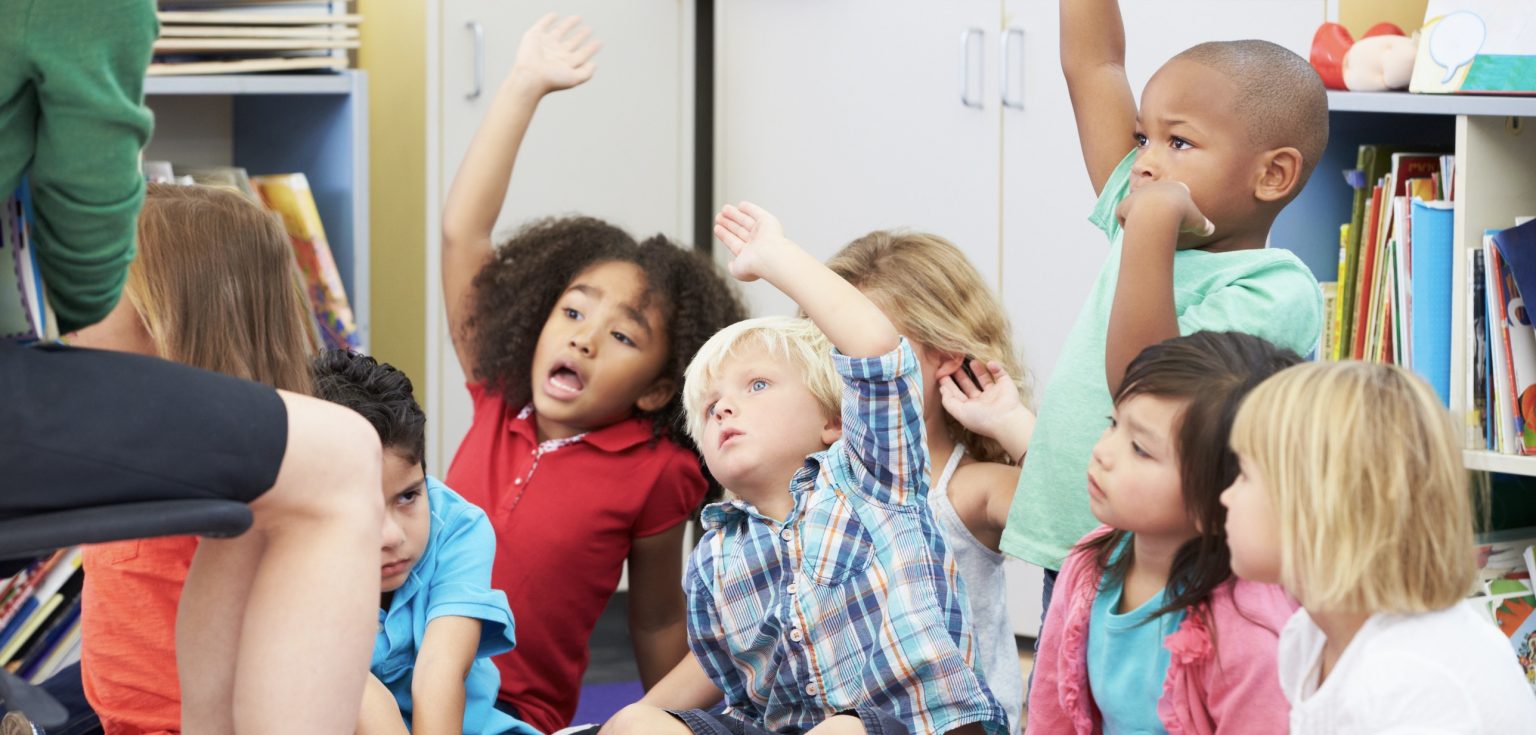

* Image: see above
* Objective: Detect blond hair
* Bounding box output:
[1229,361,1479,612]
[682,316,839,441]
[130,184,317,394]
[826,231,1030,463]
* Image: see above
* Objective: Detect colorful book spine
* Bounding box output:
[251,173,361,351]
[1410,199,1455,405]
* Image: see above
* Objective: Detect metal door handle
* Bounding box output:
[960,27,984,109]
[1002,27,1024,110]
[466,21,485,100]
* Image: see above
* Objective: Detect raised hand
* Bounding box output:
[511,12,602,96]
[713,202,791,283]
[938,359,1035,460]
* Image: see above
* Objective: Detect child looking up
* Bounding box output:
[827,231,1033,733]
[439,15,745,732]
[310,350,538,735]
[1001,0,1328,612]
[1029,332,1302,733]
[601,202,1006,735]
[1226,362,1536,732]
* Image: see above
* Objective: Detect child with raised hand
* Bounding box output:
[826,231,1033,733]
[1001,0,1328,611]
[1225,362,1536,732]
[62,184,380,735]
[309,350,539,735]
[600,203,1006,735]
[439,14,746,732]
[1029,331,1303,733]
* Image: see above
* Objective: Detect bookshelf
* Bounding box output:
[143,71,370,351]
[1276,91,1536,477]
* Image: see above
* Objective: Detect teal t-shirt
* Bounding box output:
[1000,152,1323,569]
[1087,562,1184,734]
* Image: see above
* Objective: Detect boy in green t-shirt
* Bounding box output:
[1000,0,1327,607]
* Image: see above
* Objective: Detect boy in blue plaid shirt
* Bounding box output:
[597,203,1005,735]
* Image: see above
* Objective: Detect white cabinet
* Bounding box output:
[716,0,1323,637]
[425,0,693,464]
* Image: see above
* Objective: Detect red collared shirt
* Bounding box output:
[445,382,706,734]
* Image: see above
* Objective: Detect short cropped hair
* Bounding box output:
[1230,361,1478,612]
[312,350,427,469]
[682,316,839,442]
[1177,40,1329,192]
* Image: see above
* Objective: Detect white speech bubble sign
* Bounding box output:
[1429,11,1487,84]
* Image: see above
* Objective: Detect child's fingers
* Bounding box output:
[738,201,772,224]
[713,224,743,253]
[533,11,559,33]
[572,39,602,67]
[565,27,593,52]
[716,213,753,245]
[721,203,756,230]
[987,360,1010,381]
[553,15,583,39]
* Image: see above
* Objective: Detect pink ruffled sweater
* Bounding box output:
[1027,528,1295,734]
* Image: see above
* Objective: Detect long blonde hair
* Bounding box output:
[827,231,1030,463]
[129,183,317,393]
[1229,361,1479,613]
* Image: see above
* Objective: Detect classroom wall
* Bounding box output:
[357,0,429,406]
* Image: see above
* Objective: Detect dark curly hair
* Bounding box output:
[312,349,428,471]
[467,216,747,499]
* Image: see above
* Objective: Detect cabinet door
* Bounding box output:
[429,0,689,464]
[715,0,1004,317]
[996,0,1323,636]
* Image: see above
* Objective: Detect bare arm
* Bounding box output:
[626,523,691,690]
[441,13,600,379]
[1061,0,1139,195]
[638,651,726,711]
[713,203,897,358]
[1104,182,1211,391]
[409,616,482,735]
[356,673,409,735]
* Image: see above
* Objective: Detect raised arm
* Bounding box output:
[713,202,897,358]
[440,13,600,379]
[1061,0,1139,195]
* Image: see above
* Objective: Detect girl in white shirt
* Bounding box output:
[1223,361,1536,733]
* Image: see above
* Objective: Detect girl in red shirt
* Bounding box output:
[439,14,745,733]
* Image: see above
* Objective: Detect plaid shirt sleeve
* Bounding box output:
[682,542,741,704]
[832,337,928,506]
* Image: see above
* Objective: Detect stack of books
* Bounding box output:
[1468,218,1536,454]
[143,162,362,351]
[0,548,85,686]
[1470,527,1536,695]
[1327,145,1456,403]
[1,182,57,344]
[151,0,360,76]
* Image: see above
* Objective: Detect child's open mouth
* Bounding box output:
[545,362,586,399]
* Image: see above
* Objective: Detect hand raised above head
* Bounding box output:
[713,202,793,283]
[510,12,602,95]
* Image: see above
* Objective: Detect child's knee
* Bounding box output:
[806,714,867,735]
[260,392,383,525]
[603,703,686,735]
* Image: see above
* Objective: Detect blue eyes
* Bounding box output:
[750,379,768,391]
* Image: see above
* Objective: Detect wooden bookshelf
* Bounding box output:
[1278,92,1536,476]
[143,70,370,351]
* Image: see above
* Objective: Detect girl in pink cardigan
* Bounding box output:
[1027,333,1300,734]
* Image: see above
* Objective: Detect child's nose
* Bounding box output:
[569,327,595,355]
[1089,432,1112,469]
[381,516,405,550]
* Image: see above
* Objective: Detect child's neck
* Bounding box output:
[925,409,959,481]
[1122,531,1192,612]
[727,464,805,523]
[1308,608,1372,686]
[1198,220,1273,254]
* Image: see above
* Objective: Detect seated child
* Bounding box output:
[1001,0,1328,607]
[600,203,1006,735]
[310,350,539,735]
[1226,361,1536,731]
[827,231,1034,733]
[1028,332,1302,732]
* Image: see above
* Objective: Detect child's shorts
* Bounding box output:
[0,343,287,521]
[665,706,909,735]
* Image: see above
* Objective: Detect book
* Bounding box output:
[146,55,345,76]
[1,183,59,343]
[251,173,361,351]
[1470,246,1489,448]
[1410,199,1455,404]
[1486,238,1518,453]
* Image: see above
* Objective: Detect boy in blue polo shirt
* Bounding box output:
[311,350,539,735]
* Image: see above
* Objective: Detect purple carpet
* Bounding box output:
[572,679,645,726]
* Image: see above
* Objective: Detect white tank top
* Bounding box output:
[929,445,1024,734]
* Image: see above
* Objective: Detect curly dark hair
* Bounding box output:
[312,349,427,471]
[467,216,747,500]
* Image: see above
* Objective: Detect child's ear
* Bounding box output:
[635,377,677,413]
[1255,146,1304,203]
[820,412,843,447]
[933,351,967,381]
